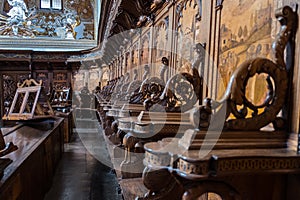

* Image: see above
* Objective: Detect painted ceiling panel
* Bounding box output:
[0,0,99,51]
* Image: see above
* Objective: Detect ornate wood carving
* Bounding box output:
[3,79,54,120]
[50,88,71,110]
[176,0,202,31]
[3,75,17,115]
[95,78,118,102]
[53,72,68,89]
[101,0,170,64]
[124,70,142,101]
[136,167,184,200]
[129,59,167,105]
[114,8,137,30]
[135,0,152,15]
[182,181,241,200]
[138,6,299,200]
[36,72,49,91]
[190,6,298,131]
[2,73,30,117]
[144,46,203,112]
[119,52,203,178]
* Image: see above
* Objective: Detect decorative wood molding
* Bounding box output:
[17,79,42,88]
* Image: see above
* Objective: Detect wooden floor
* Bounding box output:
[44,123,122,200]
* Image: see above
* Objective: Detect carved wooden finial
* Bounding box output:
[274,6,298,69]
[17,79,42,88]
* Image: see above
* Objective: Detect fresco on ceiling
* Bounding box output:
[218,0,274,106]
[0,0,94,39]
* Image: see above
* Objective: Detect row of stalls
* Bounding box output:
[93,0,300,199]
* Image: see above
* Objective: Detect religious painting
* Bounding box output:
[0,0,95,39]
[153,16,170,68]
[218,0,274,106]
[141,32,150,65]
[89,67,100,92]
[72,71,84,92]
[176,0,201,73]
[131,44,139,69]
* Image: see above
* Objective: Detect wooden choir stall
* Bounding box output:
[138,6,300,200]
[94,0,300,199]
[1,0,299,199]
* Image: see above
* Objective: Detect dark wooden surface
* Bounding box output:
[0,118,64,200]
[119,178,147,200]
[55,111,73,143]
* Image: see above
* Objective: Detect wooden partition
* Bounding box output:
[0,118,64,199]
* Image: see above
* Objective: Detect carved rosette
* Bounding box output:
[129,76,165,105]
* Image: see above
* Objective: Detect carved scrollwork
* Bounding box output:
[223,58,288,130]
[144,51,202,112]
[129,62,166,105]
[182,181,241,200]
[118,72,145,102]
[151,73,197,112]
[136,167,184,200]
[130,78,165,105]
[135,0,152,15]
[3,75,17,110]
[17,78,42,88]
[203,6,298,131]
[95,78,118,102]
[115,8,136,30]
[124,80,143,101]
[176,0,202,31]
[110,76,124,101]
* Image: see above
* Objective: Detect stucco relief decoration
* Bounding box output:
[65,0,93,20]
[0,0,94,39]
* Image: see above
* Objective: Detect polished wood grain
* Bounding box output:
[0,118,64,200]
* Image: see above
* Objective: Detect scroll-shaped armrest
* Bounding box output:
[0,142,18,157]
